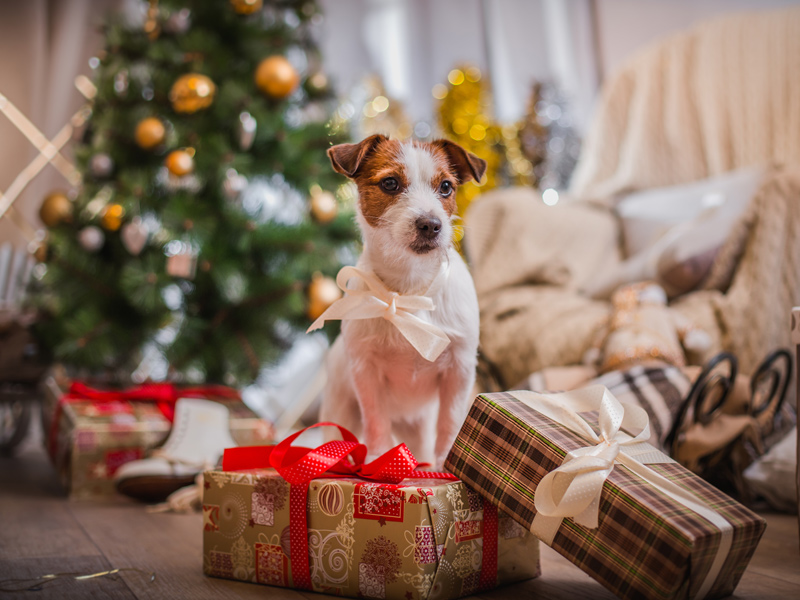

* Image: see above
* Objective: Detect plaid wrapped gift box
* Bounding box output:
[42,375,273,500]
[445,387,766,600]
[203,424,539,599]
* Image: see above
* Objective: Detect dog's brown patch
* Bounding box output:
[328,137,486,227]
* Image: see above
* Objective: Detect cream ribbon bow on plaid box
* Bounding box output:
[306,264,451,362]
[509,385,734,600]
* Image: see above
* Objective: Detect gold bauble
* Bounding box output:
[135,117,166,149]
[101,203,126,232]
[230,0,263,15]
[165,148,195,176]
[169,73,216,114]
[307,273,341,321]
[255,56,300,99]
[33,241,48,263]
[310,191,338,224]
[39,191,73,227]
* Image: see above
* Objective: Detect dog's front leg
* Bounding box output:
[434,357,477,468]
[351,365,393,459]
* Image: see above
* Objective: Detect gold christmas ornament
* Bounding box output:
[101,203,126,231]
[39,191,73,227]
[33,241,48,263]
[306,273,341,321]
[255,56,300,99]
[169,73,216,114]
[310,190,338,223]
[165,148,195,176]
[134,117,166,149]
[230,0,263,14]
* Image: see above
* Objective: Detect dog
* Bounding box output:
[315,134,487,468]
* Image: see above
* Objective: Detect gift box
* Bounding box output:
[445,386,767,600]
[203,424,539,599]
[42,374,274,499]
[793,306,800,538]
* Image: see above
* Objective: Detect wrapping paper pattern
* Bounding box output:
[41,378,273,499]
[445,392,766,600]
[203,468,539,599]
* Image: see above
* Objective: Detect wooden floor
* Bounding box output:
[1,414,799,599]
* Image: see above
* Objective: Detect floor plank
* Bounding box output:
[2,417,799,599]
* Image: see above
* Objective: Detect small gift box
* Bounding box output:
[445,386,767,600]
[42,374,273,499]
[203,423,539,599]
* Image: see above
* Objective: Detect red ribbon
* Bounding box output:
[47,381,239,461]
[222,422,500,592]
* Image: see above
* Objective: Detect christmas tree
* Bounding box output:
[32,0,357,386]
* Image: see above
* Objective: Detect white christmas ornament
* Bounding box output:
[222,169,248,202]
[121,216,149,255]
[78,226,105,252]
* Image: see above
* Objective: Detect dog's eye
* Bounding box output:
[380,177,399,192]
[439,180,453,197]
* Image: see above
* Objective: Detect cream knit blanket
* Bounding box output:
[570,7,800,202]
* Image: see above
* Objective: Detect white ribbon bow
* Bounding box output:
[306,265,451,362]
[510,385,734,600]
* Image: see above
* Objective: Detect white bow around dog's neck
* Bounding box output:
[306,263,451,362]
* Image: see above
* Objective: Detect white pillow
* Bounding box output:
[581,166,764,299]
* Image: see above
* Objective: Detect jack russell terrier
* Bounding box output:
[308,134,487,468]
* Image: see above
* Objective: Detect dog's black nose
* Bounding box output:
[415,215,441,240]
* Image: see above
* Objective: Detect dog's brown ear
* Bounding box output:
[431,139,487,184]
[327,134,388,178]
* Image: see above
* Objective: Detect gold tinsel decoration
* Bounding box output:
[306,273,341,321]
[169,74,216,114]
[255,56,300,99]
[230,0,263,15]
[39,191,73,227]
[435,66,501,216]
[358,76,413,140]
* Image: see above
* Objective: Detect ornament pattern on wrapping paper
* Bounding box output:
[361,536,402,584]
[87,461,108,480]
[104,448,142,476]
[461,571,480,596]
[426,494,451,541]
[359,563,386,599]
[255,543,289,586]
[317,482,345,517]
[428,556,456,600]
[452,542,479,579]
[445,483,471,523]
[208,470,256,489]
[251,492,274,526]
[354,483,405,522]
[75,430,97,451]
[307,501,356,590]
[254,475,288,511]
[466,489,483,513]
[220,493,248,539]
[454,519,482,543]
[399,571,435,600]
[230,535,254,581]
[499,516,526,540]
[308,528,352,589]
[403,525,436,565]
[203,504,220,531]
[206,549,233,578]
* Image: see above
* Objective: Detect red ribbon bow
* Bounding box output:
[222,422,466,591]
[48,381,239,460]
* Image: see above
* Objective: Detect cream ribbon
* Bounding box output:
[306,265,451,362]
[509,385,734,600]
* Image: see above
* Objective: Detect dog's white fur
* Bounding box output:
[319,137,483,467]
